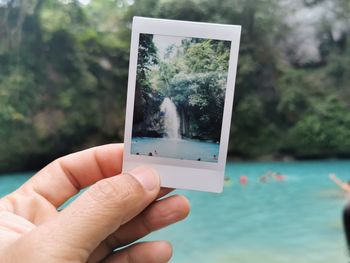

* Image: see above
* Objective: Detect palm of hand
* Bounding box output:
[0,193,56,256]
[0,144,189,263]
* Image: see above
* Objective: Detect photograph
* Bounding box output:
[131,33,231,163]
[2,1,350,262]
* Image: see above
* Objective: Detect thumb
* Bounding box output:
[19,167,160,262]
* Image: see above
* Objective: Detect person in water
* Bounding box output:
[0,144,190,262]
[224,177,233,187]
[259,171,273,183]
[329,173,350,193]
[273,173,285,181]
[259,175,268,183]
[263,171,285,182]
[239,175,248,185]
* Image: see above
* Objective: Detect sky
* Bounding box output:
[57,0,91,5]
[78,0,91,4]
[152,34,187,60]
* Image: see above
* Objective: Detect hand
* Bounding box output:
[0,144,190,263]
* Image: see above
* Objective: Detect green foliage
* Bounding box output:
[0,0,350,173]
[0,0,129,172]
[133,34,162,136]
[136,33,159,91]
[287,96,350,156]
[169,72,227,141]
[132,35,229,141]
[184,40,230,73]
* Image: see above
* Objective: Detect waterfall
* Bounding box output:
[160,97,181,139]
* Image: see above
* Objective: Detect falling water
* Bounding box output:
[160,97,181,139]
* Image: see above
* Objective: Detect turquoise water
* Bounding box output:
[131,137,219,162]
[0,172,33,196]
[0,161,349,262]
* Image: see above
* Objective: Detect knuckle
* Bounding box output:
[87,179,118,203]
[114,176,139,203]
[87,176,140,207]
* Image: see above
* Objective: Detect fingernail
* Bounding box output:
[129,166,159,191]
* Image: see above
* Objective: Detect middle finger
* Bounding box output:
[89,194,190,262]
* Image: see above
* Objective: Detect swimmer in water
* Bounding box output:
[259,171,273,183]
[224,177,233,187]
[239,175,248,185]
[266,171,285,182]
[329,173,350,193]
[273,173,285,181]
[259,175,268,183]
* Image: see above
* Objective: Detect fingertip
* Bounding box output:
[156,241,173,262]
[142,241,172,262]
[127,166,160,192]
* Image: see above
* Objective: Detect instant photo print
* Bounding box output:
[123,17,241,193]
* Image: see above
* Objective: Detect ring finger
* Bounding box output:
[103,241,172,263]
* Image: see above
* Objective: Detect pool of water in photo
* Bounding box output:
[131,137,220,162]
[0,161,348,262]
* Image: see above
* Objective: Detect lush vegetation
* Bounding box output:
[133,34,230,141]
[0,0,349,173]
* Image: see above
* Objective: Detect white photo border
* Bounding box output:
[123,16,241,193]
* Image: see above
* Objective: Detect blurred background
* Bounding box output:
[0,0,350,262]
[0,0,349,173]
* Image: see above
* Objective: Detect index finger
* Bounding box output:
[18,144,124,207]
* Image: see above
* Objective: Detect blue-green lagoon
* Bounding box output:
[0,161,348,262]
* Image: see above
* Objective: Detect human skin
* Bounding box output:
[0,144,190,263]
